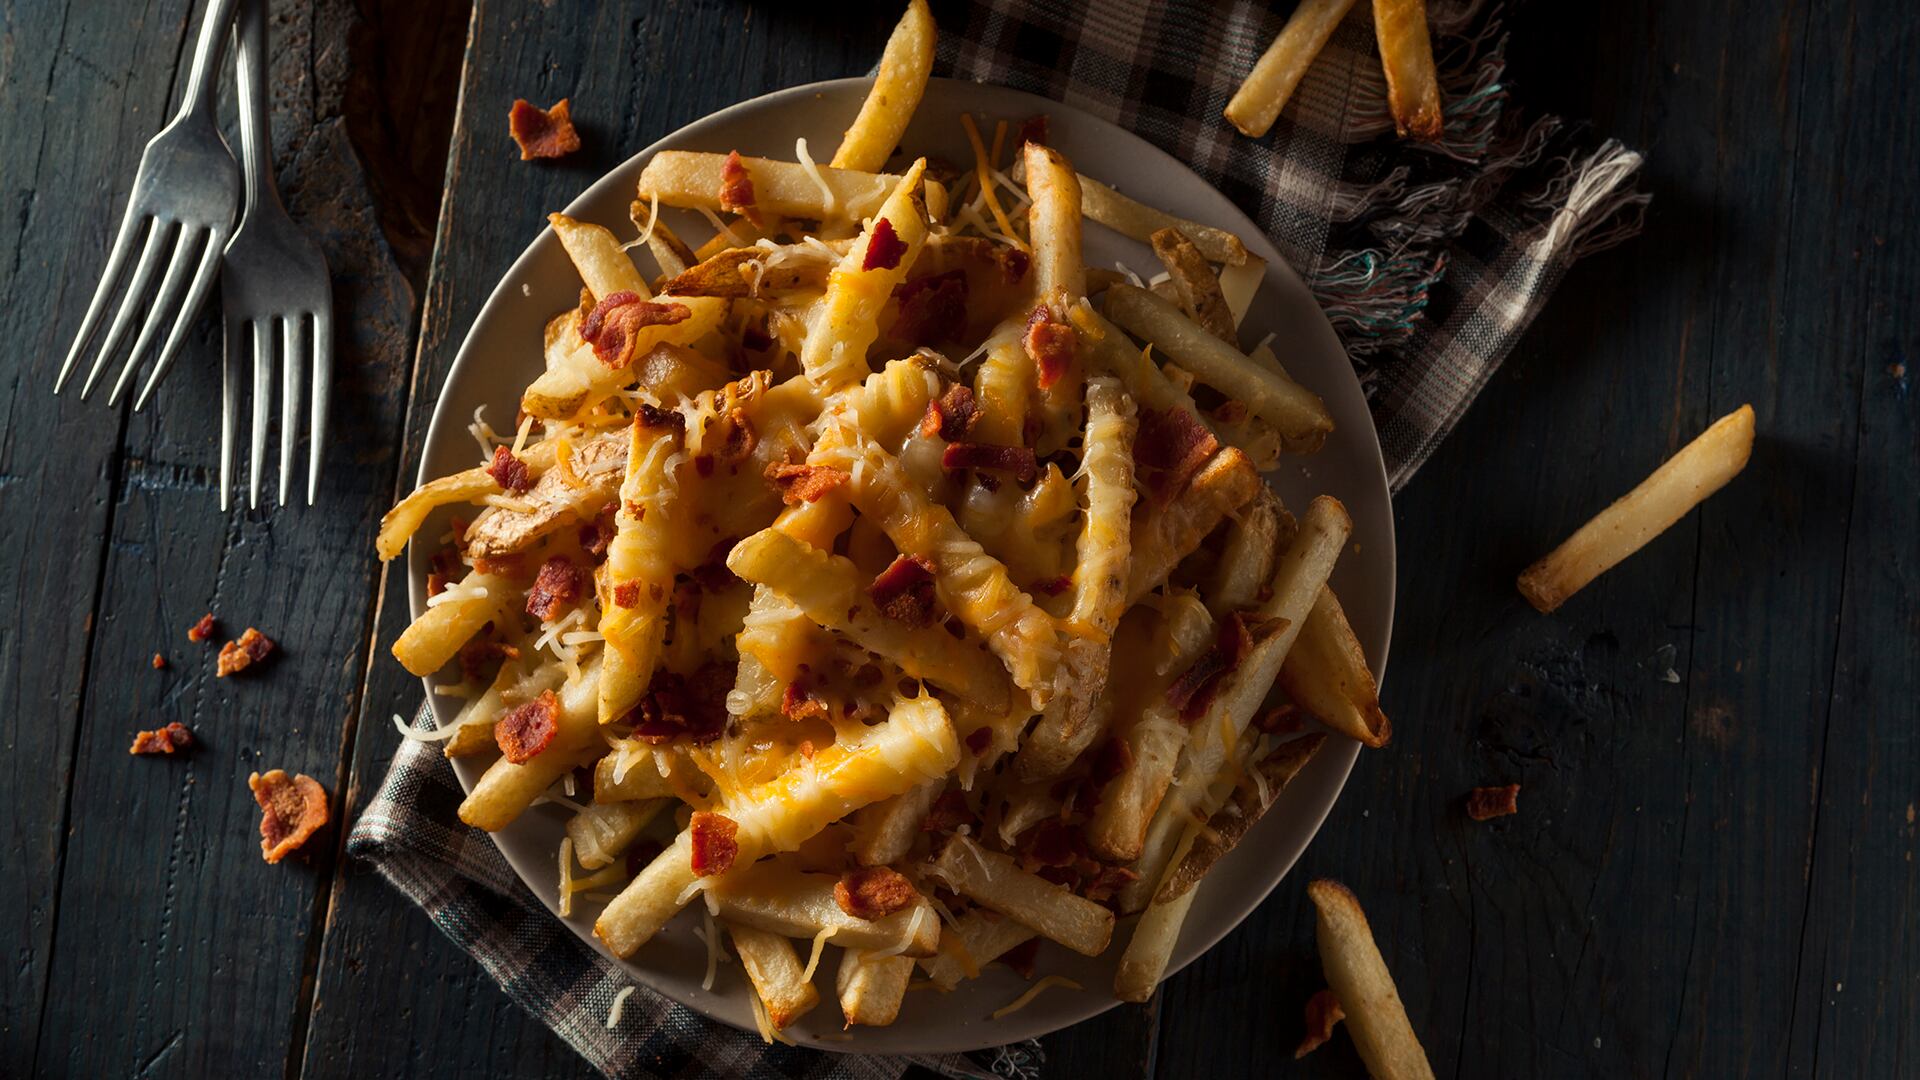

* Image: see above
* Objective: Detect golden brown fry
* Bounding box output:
[917,909,1038,991]
[635,151,947,225]
[1125,448,1263,606]
[1309,879,1436,1079]
[1072,172,1251,266]
[655,244,839,298]
[1223,0,1362,138]
[1373,0,1443,141]
[1149,228,1237,343]
[1278,588,1390,747]
[831,0,936,172]
[709,857,941,954]
[729,923,821,1030]
[549,212,650,300]
[1158,734,1324,902]
[1024,142,1086,300]
[1518,404,1755,613]
[836,948,915,1027]
[932,836,1114,957]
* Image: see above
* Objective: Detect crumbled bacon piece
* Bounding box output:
[1081,864,1140,905]
[834,866,919,921]
[248,769,329,864]
[631,664,731,745]
[151,653,166,671]
[1466,783,1521,821]
[495,690,559,764]
[1090,737,1133,787]
[690,538,737,594]
[710,411,757,473]
[1294,989,1346,1059]
[612,581,642,609]
[1164,613,1277,722]
[869,554,938,627]
[999,246,1031,286]
[634,402,685,430]
[426,572,450,598]
[965,727,994,755]
[474,553,528,579]
[129,722,193,755]
[717,150,761,227]
[525,555,584,621]
[1212,399,1249,425]
[1028,575,1071,597]
[1015,114,1050,149]
[1017,819,1079,871]
[764,461,850,505]
[578,505,617,559]
[216,627,276,678]
[1133,406,1219,505]
[921,790,976,834]
[942,442,1038,484]
[999,937,1040,979]
[508,98,580,160]
[781,682,833,724]
[919,381,980,442]
[187,613,216,643]
[893,270,970,346]
[689,811,740,876]
[862,217,908,271]
[579,292,692,370]
[459,639,520,682]
[486,446,534,494]
[1023,305,1077,390]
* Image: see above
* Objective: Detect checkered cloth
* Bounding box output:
[350,1,1647,1077]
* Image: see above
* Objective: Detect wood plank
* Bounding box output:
[0,0,196,1066]
[23,0,417,1075]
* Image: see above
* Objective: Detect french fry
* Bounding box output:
[1106,284,1333,452]
[444,651,565,758]
[836,948,915,1027]
[1278,588,1390,747]
[655,244,836,298]
[932,836,1114,956]
[708,857,941,955]
[459,658,606,831]
[391,571,514,677]
[598,416,682,724]
[1072,172,1251,266]
[728,923,821,1030]
[635,151,948,226]
[549,212,651,300]
[632,202,696,280]
[831,0,935,172]
[1207,489,1291,615]
[1124,448,1263,606]
[592,742,680,801]
[520,295,727,420]
[1112,886,1195,1003]
[1518,404,1755,613]
[850,779,942,867]
[1222,0,1362,138]
[1150,228,1236,343]
[726,529,1013,711]
[1373,0,1443,142]
[1024,142,1086,300]
[463,432,628,558]
[568,797,668,870]
[801,160,932,390]
[918,909,1037,991]
[1309,879,1436,1079]
[595,694,958,956]
[1157,734,1324,902]
[377,468,508,561]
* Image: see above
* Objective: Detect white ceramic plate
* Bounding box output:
[408,77,1395,1054]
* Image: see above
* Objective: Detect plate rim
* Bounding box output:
[408,74,1396,1054]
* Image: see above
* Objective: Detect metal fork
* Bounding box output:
[220,0,332,508]
[53,0,242,407]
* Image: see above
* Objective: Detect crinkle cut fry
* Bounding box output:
[800,159,932,391]
[598,416,681,724]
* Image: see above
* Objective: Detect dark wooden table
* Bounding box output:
[4,1,1915,1076]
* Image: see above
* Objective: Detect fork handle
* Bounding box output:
[232,0,280,211]
[176,0,243,119]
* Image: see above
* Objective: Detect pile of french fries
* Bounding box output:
[377,0,1392,1035]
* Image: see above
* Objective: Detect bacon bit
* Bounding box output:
[869,554,938,627]
[426,572,450,598]
[1164,613,1275,723]
[495,690,560,764]
[579,293,692,370]
[634,402,685,431]
[1015,114,1050,148]
[472,553,527,579]
[187,613,216,643]
[742,318,774,352]
[1466,783,1521,821]
[248,770,329,864]
[1254,704,1304,734]
[1024,305,1077,390]
[764,462,850,505]
[780,682,833,724]
[1133,406,1220,505]
[1090,737,1133,787]
[458,639,519,682]
[717,150,761,227]
[892,269,969,347]
[129,722,193,755]
[862,217,908,271]
[612,581,642,609]
[1028,575,1071,597]
[1018,819,1079,871]
[525,555,584,621]
[693,455,714,477]
[922,789,976,834]
[216,627,276,678]
[999,937,1040,979]
[690,538,737,594]
[1294,989,1346,1059]
[942,442,1038,484]
[578,505,617,559]
[150,653,167,671]
[624,838,665,877]
[998,246,1031,286]
[834,866,919,921]
[918,381,980,443]
[689,811,740,876]
[710,412,757,473]
[1211,399,1250,425]
[508,98,580,160]
[965,727,994,756]
[632,664,731,745]
[485,446,534,494]
[1082,864,1140,905]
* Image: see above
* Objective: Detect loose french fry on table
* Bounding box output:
[1373,0,1444,141]
[1309,879,1436,1079]
[1223,0,1363,138]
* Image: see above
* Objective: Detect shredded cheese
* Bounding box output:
[606,985,636,1029]
[623,191,660,252]
[799,926,837,984]
[794,137,836,217]
[961,113,1025,250]
[557,837,575,918]
[990,975,1083,1019]
[426,583,488,608]
[695,205,747,248]
[872,905,930,959]
[391,711,464,742]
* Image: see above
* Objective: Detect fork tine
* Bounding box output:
[132,233,225,412]
[55,208,148,394]
[278,315,304,507]
[220,314,243,513]
[249,318,274,509]
[110,224,211,408]
[77,218,171,400]
[308,311,332,505]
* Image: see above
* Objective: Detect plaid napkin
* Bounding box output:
[350,1,1648,1077]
